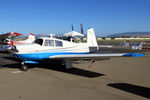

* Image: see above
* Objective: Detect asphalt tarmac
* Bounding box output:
[0,48,150,100]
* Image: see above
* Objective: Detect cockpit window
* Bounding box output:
[34,39,43,45]
[44,40,54,46]
[55,40,63,47]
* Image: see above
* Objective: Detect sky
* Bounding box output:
[0,0,150,36]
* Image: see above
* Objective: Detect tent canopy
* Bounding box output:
[64,31,84,37]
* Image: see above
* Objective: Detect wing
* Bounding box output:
[50,53,145,60]
[0,32,23,39]
[6,32,23,38]
[0,34,9,39]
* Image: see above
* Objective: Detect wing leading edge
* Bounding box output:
[49,53,145,60]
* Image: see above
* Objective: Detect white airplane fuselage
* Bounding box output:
[13,37,97,61]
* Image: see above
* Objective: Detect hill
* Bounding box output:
[107,32,150,37]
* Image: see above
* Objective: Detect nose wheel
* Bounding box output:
[21,63,28,71]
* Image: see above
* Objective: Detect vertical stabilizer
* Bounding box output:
[26,33,35,43]
[138,42,144,50]
[87,28,98,47]
[87,28,99,52]
[132,42,144,50]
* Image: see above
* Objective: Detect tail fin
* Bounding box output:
[87,28,99,52]
[26,33,35,43]
[138,42,144,50]
[132,42,144,50]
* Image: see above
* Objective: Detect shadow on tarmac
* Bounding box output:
[39,64,105,78]
[3,57,22,62]
[1,63,21,69]
[1,63,104,78]
[108,83,150,99]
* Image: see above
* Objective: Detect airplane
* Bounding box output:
[0,32,23,41]
[0,32,23,37]
[0,33,35,51]
[132,42,144,50]
[99,45,113,48]
[0,32,23,51]
[9,28,145,71]
[13,33,35,45]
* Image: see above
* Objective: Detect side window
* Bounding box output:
[44,40,54,46]
[55,40,63,47]
[34,39,43,46]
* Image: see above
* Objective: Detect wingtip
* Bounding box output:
[123,53,145,57]
[88,27,93,29]
[30,33,35,36]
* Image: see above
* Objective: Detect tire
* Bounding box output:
[21,64,28,71]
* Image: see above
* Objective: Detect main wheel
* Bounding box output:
[21,64,28,71]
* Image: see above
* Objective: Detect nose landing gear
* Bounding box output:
[21,62,28,71]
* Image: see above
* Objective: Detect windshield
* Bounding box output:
[34,39,43,45]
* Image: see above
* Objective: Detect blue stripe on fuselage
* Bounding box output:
[13,52,89,61]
